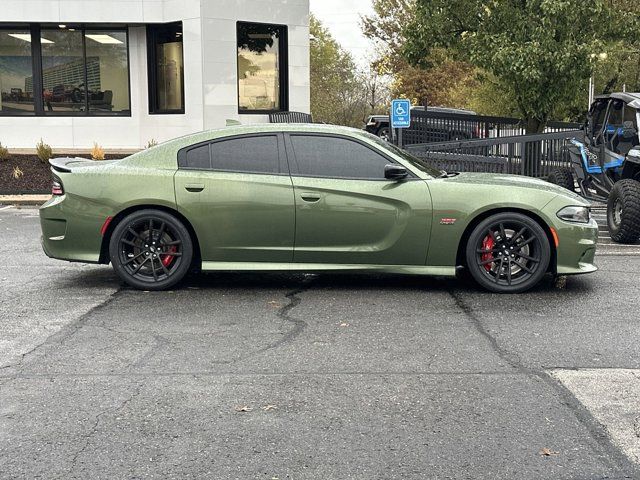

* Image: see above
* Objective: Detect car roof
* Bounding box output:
[595,92,640,108]
[162,123,370,148]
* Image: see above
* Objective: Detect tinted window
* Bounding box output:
[185,144,210,169]
[0,29,35,114]
[211,136,279,173]
[290,135,390,179]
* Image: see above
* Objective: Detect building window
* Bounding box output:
[0,29,35,114]
[237,22,288,114]
[147,22,184,114]
[0,24,130,116]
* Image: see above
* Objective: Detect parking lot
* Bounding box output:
[1,205,640,479]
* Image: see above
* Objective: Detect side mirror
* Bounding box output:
[384,164,408,180]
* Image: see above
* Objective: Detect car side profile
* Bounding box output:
[40,124,598,293]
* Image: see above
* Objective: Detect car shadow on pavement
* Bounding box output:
[179,270,595,296]
[52,264,595,296]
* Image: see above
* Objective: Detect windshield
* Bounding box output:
[364,133,445,177]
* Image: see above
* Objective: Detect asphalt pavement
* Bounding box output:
[1,206,640,479]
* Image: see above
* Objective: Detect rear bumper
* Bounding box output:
[39,194,103,263]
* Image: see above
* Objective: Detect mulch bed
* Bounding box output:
[0,153,129,194]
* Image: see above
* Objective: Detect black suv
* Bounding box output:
[365,106,478,141]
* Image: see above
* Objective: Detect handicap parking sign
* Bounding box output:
[391,99,411,128]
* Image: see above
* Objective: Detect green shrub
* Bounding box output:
[146,139,158,149]
[0,142,9,161]
[36,138,53,163]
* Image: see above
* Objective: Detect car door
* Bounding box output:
[174,133,295,263]
[285,133,432,265]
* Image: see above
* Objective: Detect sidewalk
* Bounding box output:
[0,194,51,207]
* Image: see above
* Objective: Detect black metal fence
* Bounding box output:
[400,109,582,146]
[269,111,313,123]
[404,130,584,177]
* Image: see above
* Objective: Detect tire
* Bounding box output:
[548,168,574,191]
[464,212,551,293]
[109,209,194,290]
[377,127,390,142]
[607,179,640,244]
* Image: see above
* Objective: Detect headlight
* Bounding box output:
[557,206,590,223]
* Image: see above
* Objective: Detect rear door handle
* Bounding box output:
[185,183,205,192]
[300,193,321,203]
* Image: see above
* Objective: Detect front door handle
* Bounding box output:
[300,193,321,203]
[185,183,205,192]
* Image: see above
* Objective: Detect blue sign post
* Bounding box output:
[390,99,411,147]
[391,99,411,128]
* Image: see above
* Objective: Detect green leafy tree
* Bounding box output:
[362,0,477,109]
[403,0,640,132]
[310,15,386,126]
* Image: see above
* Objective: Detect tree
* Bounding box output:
[310,15,386,126]
[362,0,478,109]
[403,0,640,132]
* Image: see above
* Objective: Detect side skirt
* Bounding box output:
[200,262,456,277]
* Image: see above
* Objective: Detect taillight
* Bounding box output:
[52,179,64,195]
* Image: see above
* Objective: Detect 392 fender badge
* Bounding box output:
[440,218,457,225]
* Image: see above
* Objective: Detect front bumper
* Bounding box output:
[554,218,599,276]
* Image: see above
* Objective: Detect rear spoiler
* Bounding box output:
[49,157,94,173]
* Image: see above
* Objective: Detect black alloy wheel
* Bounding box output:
[465,213,551,293]
[109,209,193,290]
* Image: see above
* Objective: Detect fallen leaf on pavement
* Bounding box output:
[234,405,253,412]
[539,448,559,456]
[267,301,281,308]
[262,405,277,411]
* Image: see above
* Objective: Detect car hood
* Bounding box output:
[443,172,588,204]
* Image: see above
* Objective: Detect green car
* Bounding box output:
[40,124,598,293]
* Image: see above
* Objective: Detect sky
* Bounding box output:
[309,0,375,68]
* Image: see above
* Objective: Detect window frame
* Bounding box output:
[590,99,611,146]
[236,21,289,115]
[146,22,185,115]
[177,133,288,176]
[284,132,418,181]
[0,23,131,117]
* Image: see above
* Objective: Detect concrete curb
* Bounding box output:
[0,195,50,207]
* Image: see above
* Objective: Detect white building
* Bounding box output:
[0,0,310,149]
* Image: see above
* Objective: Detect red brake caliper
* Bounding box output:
[160,246,177,267]
[481,235,495,271]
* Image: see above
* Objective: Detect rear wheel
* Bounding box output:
[607,179,640,244]
[465,213,551,293]
[548,168,575,191]
[109,209,193,290]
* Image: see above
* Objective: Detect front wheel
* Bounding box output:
[548,168,574,191]
[377,127,390,142]
[607,179,640,244]
[109,209,194,290]
[465,213,551,293]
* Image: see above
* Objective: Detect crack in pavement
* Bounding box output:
[61,384,143,479]
[0,288,123,376]
[231,276,316,365]
[448,289,640,478]
[130,333,172,369]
